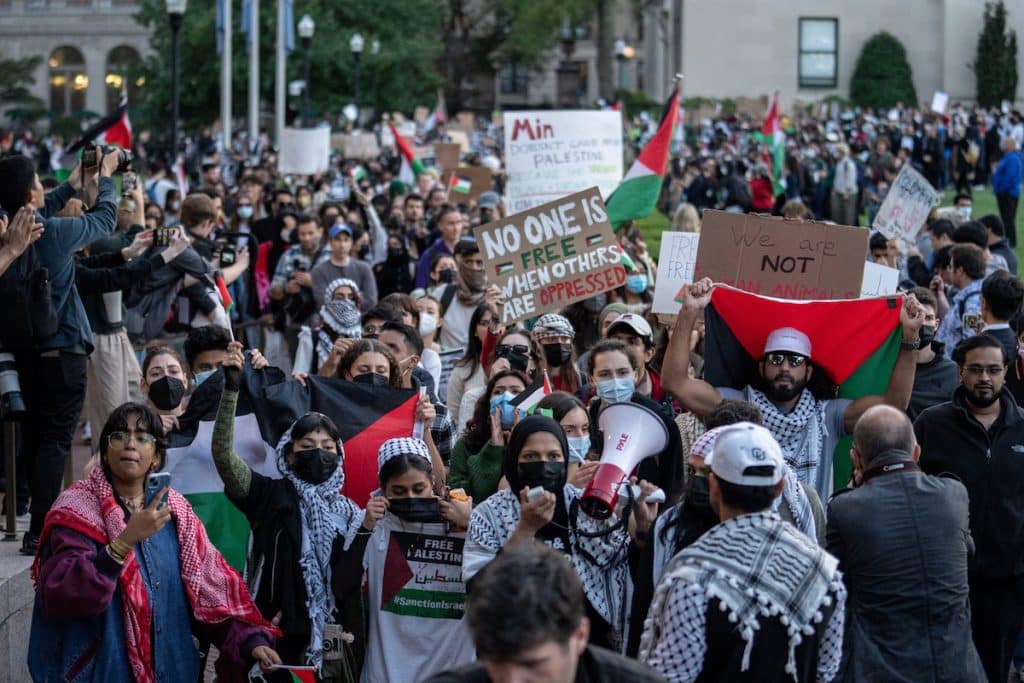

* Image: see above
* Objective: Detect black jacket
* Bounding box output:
[425,645,666,683]
[827,453,985,682]
[914,386,1024,579]
[908,345,959,421]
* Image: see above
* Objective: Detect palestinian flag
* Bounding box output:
[422,88,448,135]
[449,174,472,194]
[389,122,426,188]
[495,262,514,277]
[701,285,904,490]
[270,667,317,683]
[511,372,553,415]
[350,165,367,184]
[757,91,785,196]
[585,234,604,248]
[605,87,680,229]
[215,273,234,313]
[99,88,132,150]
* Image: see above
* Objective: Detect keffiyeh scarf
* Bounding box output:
[745,387,828,487]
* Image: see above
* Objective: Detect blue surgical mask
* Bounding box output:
[626,274,648,294]
[567,435,591,463]
[489,391,518,428]
[957,205,972,219]
[194,369,216,386]
[597,377,634,404]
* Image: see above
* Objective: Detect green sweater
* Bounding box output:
[447,438,505,503]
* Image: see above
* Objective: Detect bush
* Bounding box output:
[972,1,1019,107]
[849,32,918,110]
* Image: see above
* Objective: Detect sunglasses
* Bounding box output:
[497,344,530,357]
[764,352,807,367]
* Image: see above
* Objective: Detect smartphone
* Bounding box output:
[154,227,175,247]
[122,171,138,194]
[144,472,171,509]
[963,313,982,334]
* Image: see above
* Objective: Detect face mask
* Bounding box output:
[352,372,389,387]
[517,460,566,494]
[358,245,371,259]
[194,369,216,386]
[290,448,339,485]
[918,325,936,348]
[501,349,530,373]
[388,497,444,523]
[148,376,186,411]
[567,435,591,462]
[957,206,972,219]
[237,206,254,220]
[626,274,648,294]
[489,391,517,428]
[462,267,486,291]
[597,377,634,404]
[388,246,405,259]
[419,312,438,337]
[542,342,573,368]
[438,268,456,284]
[684,475,712,513]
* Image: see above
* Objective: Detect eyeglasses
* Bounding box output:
[765,352,808,367]
[478,318,496,327]
[963,364,1005,377]
[108,430,157,448]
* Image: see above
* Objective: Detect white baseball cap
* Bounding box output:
[608,313,654,341]
[705,422,785,486]
[763,327,812,358]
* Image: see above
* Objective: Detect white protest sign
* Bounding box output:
[652,232,700,314]
[503,110,623,215]
[872,164,940,242]
[381,121,416,148]
[930,91,949,115]
[860,261,900,298]
[278,127,330,174]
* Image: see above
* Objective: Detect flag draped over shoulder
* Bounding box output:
[389,122,426,188]
[701,285,904,489]
[605,88,680,230]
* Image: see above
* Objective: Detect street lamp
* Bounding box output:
[614,38,635,91]
[166,0,187,159]
[350,32,364,126]
[298,14,315,126]
[371,39,380,121]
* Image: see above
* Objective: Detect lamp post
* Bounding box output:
[166,0,187,159]
[298,14,315,126]
[350,32,364,125]
[614,38,634,91]
[371,39,380,122]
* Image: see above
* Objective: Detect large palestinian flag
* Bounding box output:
[165,367,417,569]
[701,285,905,490]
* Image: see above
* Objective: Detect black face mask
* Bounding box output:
[290,448,339,485]
[388,246,405,259]
[438,268,456,284]
[684,475,712,513]
[358,245,371,259]
[504,350,530,372]
[542,342,573,368]
[918,325,936,348]
[388,497,444,523]
[352,372,389,387]
[148,376,186,411]
[517,461,566,494]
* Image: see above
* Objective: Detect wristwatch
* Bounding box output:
[900,338,921,351]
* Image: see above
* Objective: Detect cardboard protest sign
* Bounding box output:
[278,127,330,174]
[930,91,949,114]
[474,187,625,324]
[442,166,492,202]
[652,232,700,314]
[694,210,868,300]
[873,165,940,242]
[860,261,900,298]
[447,129,471,153]
[434,143,461,171]
[342,133,380,159]
[503,111,623,214]
[735,95,768,117]
[455,112,475,132]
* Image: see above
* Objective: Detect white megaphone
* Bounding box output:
[581,402,669,520]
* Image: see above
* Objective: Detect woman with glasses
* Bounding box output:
[29,402,280,682]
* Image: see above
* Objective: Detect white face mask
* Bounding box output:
[419,312,438,337]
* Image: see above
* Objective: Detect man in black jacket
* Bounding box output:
[914,334,1024,683]
[907,288,959,420]
[829,405,985,682]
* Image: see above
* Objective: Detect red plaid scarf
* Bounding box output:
[31,468,278,683]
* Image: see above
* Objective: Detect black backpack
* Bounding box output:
[0,243,59,350]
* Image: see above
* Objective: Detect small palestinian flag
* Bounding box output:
[449,174,472,194]
[270,666,317,683]
[495,262,515,277]
[585,234,604,247]
[511,372,553,415]
[702,285,904,490]
[215,273,234,313]
[350,165,367,183]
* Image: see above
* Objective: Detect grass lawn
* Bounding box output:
[636,187,1024,267]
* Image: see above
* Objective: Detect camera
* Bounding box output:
[219,243,237,268]
[83,145,132,173]
[154,227,176,247]
[0,352,26,417]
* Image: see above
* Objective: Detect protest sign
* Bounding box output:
[455,112,475,132]
[694,210,868,300]
[414,106,430,123]
[474,187,625,324]
[434,143,461,171]
[873,164,940,242]
[341,133,380,159]
[503,111,623,214]
[447,129,471,153]
[652,232,700,314]
[442,166,492,202]
[860,261,900,298]
[930,91,949,114]
[278,127,330,174]
[381,121,415,148]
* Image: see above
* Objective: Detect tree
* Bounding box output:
[971,1,1018,107]
[133,0,445,136]
[849,32,917,111]
[0,56,44,116]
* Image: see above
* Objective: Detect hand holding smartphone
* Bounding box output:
[144,472,171,509]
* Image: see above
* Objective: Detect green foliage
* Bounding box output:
[614,88,660,118]
[133,0,445,133]
[849,32,918,110]
[0,56,44,110]
[972,1,1019,107]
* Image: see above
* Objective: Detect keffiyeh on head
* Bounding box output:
[378,437,432,471]
[690,425,728,461]
[532,313,575,341]
[320,298,362,338]
[324,277,361,302]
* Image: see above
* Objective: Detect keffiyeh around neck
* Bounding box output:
[745,386,827,489]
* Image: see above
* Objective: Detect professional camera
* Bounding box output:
[83,145,132,174]
[219,242,237,268]
[0,352,26,417]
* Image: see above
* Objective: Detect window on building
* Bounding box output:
[500,61,528,95]
[49,46,87,116]
[798,18,837,88]
[106,46,143,113]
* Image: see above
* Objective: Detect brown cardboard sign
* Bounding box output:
[434,143,461,171]
[340,133,380,159]
[694,210,868,300]
[442,166,493,202]
[474,187,626,324]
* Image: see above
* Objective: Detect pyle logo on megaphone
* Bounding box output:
[580,403,669,520]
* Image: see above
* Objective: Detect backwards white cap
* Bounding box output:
[705,422,785,486]
[764,327,812,358]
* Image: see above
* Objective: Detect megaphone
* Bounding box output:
[580,402,669,520]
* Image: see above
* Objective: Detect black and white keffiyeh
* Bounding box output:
[745,387,828,487]
[378,437,431,470]
[276,420,365,671]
